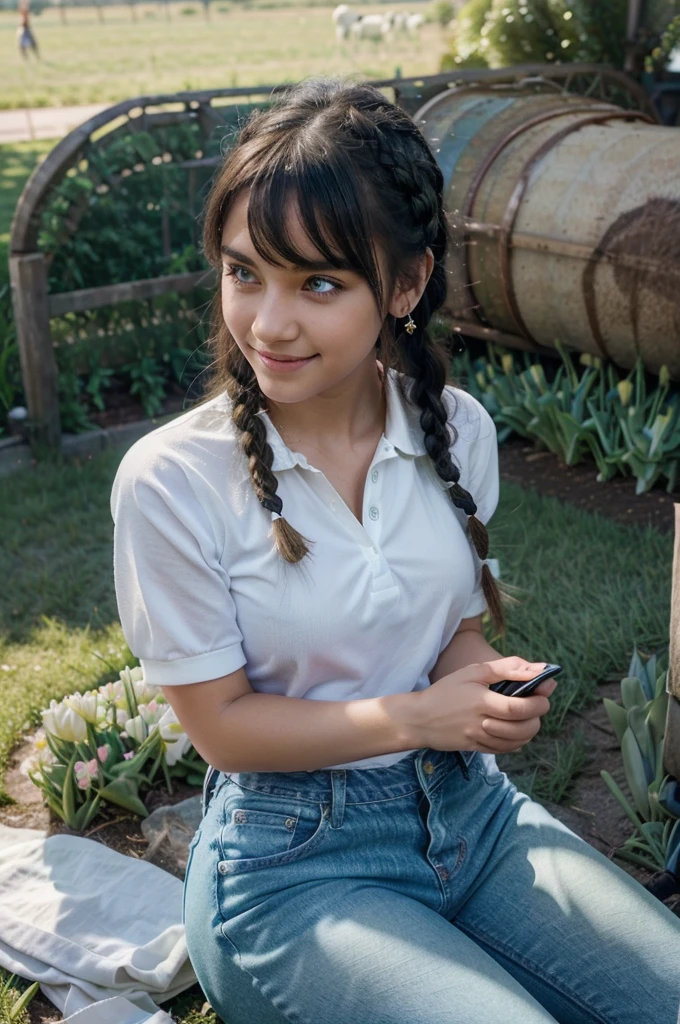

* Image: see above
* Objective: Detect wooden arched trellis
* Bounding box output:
[9,64,656,452]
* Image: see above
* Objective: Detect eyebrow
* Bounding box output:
[220,244,340,273]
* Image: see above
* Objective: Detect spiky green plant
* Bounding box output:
[0,969,40,1024]
[600,647,680,875]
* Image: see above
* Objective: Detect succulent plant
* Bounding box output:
[600,647,680,876]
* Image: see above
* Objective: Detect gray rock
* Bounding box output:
[140,796,202,875]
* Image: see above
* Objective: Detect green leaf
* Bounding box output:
[600,770,664,867]
[646,691,668,750]
[620,675,647,709]
[7,979,41,1017]
[98,778,148,818]
[75,794,102,831]
[621,727,651,819]
[603,698,628,745]
[627,705,655,768]
[62,751,80,829]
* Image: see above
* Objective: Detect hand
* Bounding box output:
[410,657,556,755]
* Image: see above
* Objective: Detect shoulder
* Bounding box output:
[111,390,243,517]
[441,384,496,448]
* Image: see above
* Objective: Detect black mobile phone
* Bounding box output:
[488,663,563,697]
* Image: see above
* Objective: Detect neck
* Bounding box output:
[266,360,386,449]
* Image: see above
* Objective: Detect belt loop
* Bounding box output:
[330,770,346,829]
[454,751,471,780]
[201,765,220,816]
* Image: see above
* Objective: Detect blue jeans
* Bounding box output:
[183,748,680,1024]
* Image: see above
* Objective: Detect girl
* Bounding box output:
[111,77,680,1024]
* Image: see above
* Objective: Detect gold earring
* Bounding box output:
[404,313,416,335]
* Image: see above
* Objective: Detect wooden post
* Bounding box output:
[663,504,680,779]
[9,252,61,453]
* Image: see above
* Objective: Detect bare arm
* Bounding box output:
[160,617,551,774]
[429,614,503,684]
[161,669,418,774]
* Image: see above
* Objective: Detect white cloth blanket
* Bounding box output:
[0,823,197,1023]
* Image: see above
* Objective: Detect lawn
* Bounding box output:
[0,138,56,274]
[0,1,448,110]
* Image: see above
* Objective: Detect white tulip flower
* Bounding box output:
[123,716,148,744]
[65,691,100,725]
[157,706,192,766]
[41,699,88,743]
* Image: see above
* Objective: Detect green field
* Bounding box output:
[0,1,448,110]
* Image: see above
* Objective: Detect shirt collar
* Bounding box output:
[257,366,427,471]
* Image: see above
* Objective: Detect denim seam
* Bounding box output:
[228,782,423,805]
[453,918,612,1024]
[218,926,311,1024]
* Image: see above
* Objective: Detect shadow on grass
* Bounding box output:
[1,445,126,643]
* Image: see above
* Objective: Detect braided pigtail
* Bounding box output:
[373,128,506,635]
[224,344,313,563]
[403,333,506,637]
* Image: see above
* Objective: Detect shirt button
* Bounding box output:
[330,499,337,511]
[423,761,435,774]
[371,469,379,483]
[368,506,379,521]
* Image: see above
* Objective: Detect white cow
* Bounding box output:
[349,13,390,40]
[332,4,361,40]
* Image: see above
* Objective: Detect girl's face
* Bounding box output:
[220,190,399,407]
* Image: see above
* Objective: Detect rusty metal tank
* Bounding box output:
[413,87,680,378]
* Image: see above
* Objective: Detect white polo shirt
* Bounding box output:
[110,367,499,770]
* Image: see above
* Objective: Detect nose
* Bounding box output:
[251,289,299,346]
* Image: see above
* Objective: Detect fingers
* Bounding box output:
[463,657,547,687]
[480,715,541,744]
[481,689,550,721]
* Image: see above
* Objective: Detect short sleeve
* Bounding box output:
[110,444,247,686]
[445,389,500,620]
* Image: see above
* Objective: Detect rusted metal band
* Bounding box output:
[462,102,619,224]
[460,103,648,330]
[497,110,654,354]
[465,220,680,277]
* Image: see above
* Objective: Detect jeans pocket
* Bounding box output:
[217,789,331,875]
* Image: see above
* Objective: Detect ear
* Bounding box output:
[387,248,435,318]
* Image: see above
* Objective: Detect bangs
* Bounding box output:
[245,151,384,306]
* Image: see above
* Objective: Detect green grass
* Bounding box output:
[0,2,446,110]
[0,138,56,277]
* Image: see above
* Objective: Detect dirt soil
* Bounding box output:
[2,437,679,1022]
[498,437,677,534]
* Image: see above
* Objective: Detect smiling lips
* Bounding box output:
[255,349,319,373]
[257,349,315,362]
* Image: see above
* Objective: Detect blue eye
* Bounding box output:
[224,265,256,284]
[223,264,342,298]
[307,276,338,295]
